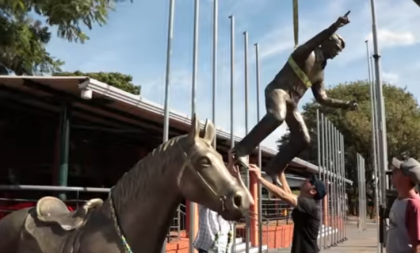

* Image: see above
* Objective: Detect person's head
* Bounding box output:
[320,33,345,60]
[299,174,327,200]
[390,157,420,193]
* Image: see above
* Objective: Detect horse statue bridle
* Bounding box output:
[181,148,238,212]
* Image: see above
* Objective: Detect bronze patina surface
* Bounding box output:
[232,14,357,183]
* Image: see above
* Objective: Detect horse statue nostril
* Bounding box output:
[233,194,242,208]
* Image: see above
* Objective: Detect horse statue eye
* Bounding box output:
[199,157,211,166]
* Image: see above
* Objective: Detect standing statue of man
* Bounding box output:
[232,13,357,183]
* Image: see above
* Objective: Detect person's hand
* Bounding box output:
[248,164,262,180]
[227,150,240,177]
[347,100,358,111]
[227,149,235,170]
[231,165,241,179]
[334,15,350,28]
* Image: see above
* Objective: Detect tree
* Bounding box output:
[0,15,64,75]
[278,81,420,212]
[0,0,131,75]
[53,71,141,95]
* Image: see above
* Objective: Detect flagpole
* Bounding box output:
[369,0,387,252]
[162,0,175,252]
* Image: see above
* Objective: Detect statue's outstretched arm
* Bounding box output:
[311,81,350,109]
[293,23,339,59]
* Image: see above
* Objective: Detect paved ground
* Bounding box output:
[268,222,379,253]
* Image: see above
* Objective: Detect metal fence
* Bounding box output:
[233,198,292,252]
[316,110,349,249]
[357,154,367,231]
[233,210,270,252]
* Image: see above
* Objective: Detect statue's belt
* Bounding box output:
[288,56,312,88]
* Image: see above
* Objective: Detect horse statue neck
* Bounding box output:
[109,136,187,252]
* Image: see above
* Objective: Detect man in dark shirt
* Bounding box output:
[249,164,326,253]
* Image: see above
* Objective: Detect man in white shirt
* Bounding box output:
[194,205,233,253]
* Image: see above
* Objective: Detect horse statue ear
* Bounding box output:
[203,119,216,146]
[188,113,200,141]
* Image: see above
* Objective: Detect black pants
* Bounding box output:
[198,249,207,253]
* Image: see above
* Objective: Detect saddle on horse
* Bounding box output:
[36,196,103,231]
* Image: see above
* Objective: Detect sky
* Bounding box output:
[46,0,420,150]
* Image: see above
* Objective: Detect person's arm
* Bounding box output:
[258,176,298,207]
[311,80,353,109]
[405,199,420,253]
[278,172,292,194]
[227,152,255,205]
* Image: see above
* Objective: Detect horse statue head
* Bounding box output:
[178,114,251,220]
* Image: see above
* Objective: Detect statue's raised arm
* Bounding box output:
[293,12,351,60]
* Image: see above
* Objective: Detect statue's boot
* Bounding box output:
[232,114,283,171]
[264,133,310,183]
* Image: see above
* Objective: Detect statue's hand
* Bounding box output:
[334,15,350,28]
[347,100,358,111]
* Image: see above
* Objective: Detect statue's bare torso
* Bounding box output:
[268,48,326,106]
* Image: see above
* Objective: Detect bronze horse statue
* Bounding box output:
[0,114,252,253]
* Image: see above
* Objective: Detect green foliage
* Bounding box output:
[0,0,131,75]
[54,71,141,95]
[0,12,63,74]
[279,81,420,200]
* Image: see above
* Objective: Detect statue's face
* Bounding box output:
[322,36,344,60]
[322,41,342,59]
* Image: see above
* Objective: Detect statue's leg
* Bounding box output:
[264,108,311,181]
[232,89,287,167]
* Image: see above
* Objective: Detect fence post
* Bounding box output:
[338,133,344,242]
[334,126,339,245]
[58,103,71,200]
[341,134,347,240]
[328,120,334,247]
[332,125,339,246]
[357,153,367,232]
[357,154,361,231]
[362,157,367,230]
[316,109,323,249]
[321,114,328,248]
